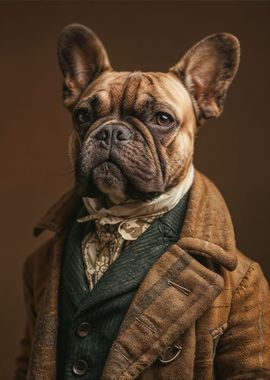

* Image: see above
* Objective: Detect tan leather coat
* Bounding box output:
[14,170,270,380]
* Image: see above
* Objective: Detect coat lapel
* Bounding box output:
[101,244,224,380]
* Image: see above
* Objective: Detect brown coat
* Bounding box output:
[14,170,270,380]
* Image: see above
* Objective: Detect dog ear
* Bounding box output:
[57,24,111,109]
[169,33,240,123]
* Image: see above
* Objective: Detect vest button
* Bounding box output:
[77,322,91,337]
[72,359,88,376]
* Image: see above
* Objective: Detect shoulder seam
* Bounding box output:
[232,261,257,297]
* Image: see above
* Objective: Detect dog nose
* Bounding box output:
[94,124,132,146]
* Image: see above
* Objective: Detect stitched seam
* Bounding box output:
[232,262,256,297]
[219,263,256,350]
[195,358,213,364]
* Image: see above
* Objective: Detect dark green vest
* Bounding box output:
[57,192,189,380]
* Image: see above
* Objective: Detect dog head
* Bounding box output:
[57,24,240,203]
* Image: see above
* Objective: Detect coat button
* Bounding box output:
[72,359,88,376]
[77,322,91,338]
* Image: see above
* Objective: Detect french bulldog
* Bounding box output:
[57,24,239,205]
[14,23,270,380]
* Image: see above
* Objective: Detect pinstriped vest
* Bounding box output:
[57,191,189,380]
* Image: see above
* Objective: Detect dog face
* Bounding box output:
[58,24,240,203]
[69,70,196,202]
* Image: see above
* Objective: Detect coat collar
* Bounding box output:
[178,169,237,271]
[33,168,237,271]
[33,189,81,237]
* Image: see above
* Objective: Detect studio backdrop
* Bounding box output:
[0,1,269,379]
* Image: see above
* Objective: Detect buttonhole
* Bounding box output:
[168,280,191,296]
[135,317,157,334]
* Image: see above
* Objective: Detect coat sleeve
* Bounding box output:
[215,261,270,379]
[13,256,36,380]
[13,238,54,380]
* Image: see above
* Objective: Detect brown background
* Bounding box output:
[0,1,269,378]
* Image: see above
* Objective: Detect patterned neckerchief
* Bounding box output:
[77,164,194,290]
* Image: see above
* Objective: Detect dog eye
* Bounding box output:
[155,112,174,126]
[74,108,91,125]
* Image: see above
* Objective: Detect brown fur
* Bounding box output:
[57,24,240,204]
